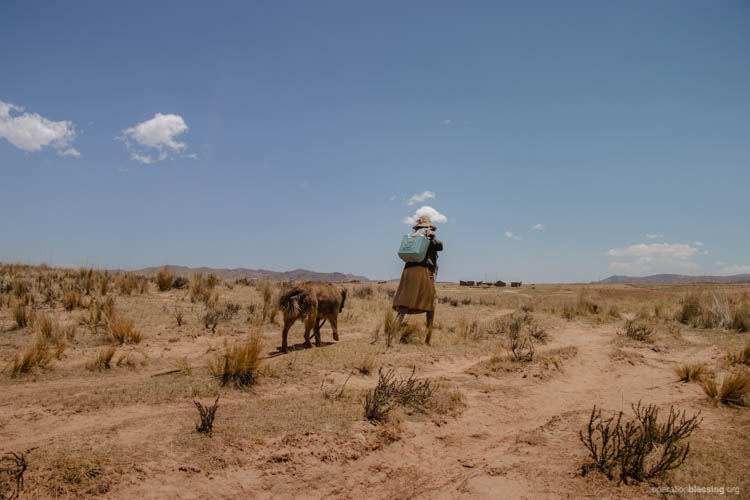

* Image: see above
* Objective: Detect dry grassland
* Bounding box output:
[0,264,748,498]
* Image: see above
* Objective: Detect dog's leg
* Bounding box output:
[330,313,339,342]
[281,317,294,353]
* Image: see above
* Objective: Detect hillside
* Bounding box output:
[597,273,750,284]
[133,265,369,282]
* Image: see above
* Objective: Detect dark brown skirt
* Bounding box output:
[392,266,436,313]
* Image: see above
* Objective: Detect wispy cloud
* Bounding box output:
[0,100,78,154]
[532,224,545,231]
[693,241,704,247]
[715,261,727,266]
[402,205,448,225]
[721,264,750,274]
[505,231,521,240]
[606,242,702,272]
[646,234,664,239]
[57,147,81,157]
[407,190,436,206]
[119,112,189,164]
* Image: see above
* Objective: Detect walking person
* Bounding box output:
[392,215,443,339]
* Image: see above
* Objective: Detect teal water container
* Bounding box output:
[398,234,430,262]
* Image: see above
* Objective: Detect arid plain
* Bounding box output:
[1,264,748,499]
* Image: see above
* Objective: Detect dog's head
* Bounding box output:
[339,287,347,313]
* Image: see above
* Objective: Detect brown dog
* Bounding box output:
[278,282,347,353]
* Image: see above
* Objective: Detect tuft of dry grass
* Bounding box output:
[106,315,143,344]
[674,363,708,383]
[12,302,30,328]
[209,335,263,388]
[8,334,51,377]
[727,341,750,367]
[700,371,750,407]
[62,290,81,310]
[155,267,175,291]
[86,346,117,371]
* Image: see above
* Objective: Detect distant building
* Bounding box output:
[510,281,522,288]
[494,280,506,287]
[459,280,475,286]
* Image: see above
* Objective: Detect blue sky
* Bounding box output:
[1,1,748,283]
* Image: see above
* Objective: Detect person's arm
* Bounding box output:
[430,237,443,252]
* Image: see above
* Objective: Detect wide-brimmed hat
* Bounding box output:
[412,215,437,230]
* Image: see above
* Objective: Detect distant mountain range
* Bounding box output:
[134,265,369,283]
[597,274,750,285]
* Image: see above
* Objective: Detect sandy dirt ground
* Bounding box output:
[1,272,748,499]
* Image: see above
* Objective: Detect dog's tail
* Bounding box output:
[278,287,313,317]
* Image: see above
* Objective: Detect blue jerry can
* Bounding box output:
[398,233,430,263]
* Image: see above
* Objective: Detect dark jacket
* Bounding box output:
[405,236,443,275]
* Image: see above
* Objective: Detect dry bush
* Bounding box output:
[116,273,139,296]
[194,395,220,435]
[399,323,424,344]
[580,402,701,484]
[0,451,27,499]
[173,306,184,326]
[729,305,750,332]
[528,323,549,343]
[352,285,374,300]
[62,290,81,311]
[674,363,708,383]
[106,315,143,344]
[37,313,55,339]
[12,303,29,328]
[354,353,376,375]
[9,335,51,377]
[86,346,116,371]
[457,317,483,342]
[155,267,175,291]
[11,279,30,299]
[675,290,720,328]
[508,325,534,362]
[363,368,439,423]
[701,371,750,407]
[209,335,263,388]
[620,320,654,342]
[727,341,750,367]
[190,273,215,304]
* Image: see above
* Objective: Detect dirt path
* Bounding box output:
[109,320,702,499]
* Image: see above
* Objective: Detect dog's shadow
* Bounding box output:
[266,341,336,358]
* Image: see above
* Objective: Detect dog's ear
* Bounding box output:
[339,287,347,312]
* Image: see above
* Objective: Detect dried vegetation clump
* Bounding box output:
[580,402,701,484]
[209,335,264,388]
[700,371,750,407]
[363,368,440,422]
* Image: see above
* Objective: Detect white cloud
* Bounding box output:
[606,242,701,272]
[532,224,545,231]
[646,234,664,239]
[693,241,704,247]
[721,265,750,274]
[182,153,198,159]
[57,147,81,157]
[715,261,727,266]
[0,100,78,154]
[402,205,448,225]
[505,231,521,240]
[119,112,189,163]
[407,190,436,206]
[442,119,451,125]
[390,195,397,201]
